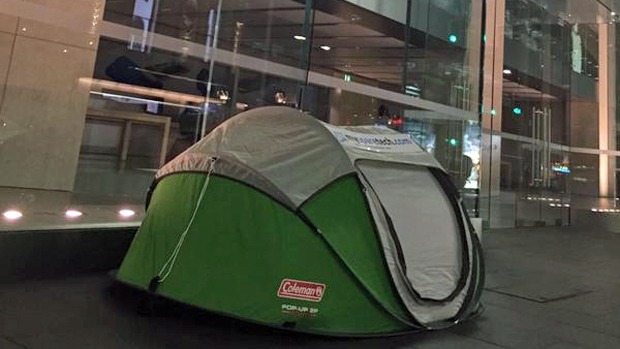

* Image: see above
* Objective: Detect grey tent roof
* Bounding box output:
[157,106,444,208]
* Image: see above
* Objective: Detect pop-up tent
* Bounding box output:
[116,106,484,336]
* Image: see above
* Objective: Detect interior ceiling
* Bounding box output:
[104,0,463,87]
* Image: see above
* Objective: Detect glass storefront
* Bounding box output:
[0,0,484,230]
[6,0,620,231]
[484,0,620,228]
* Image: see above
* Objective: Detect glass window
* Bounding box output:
[0,0,484,231]
[486,0,616,228]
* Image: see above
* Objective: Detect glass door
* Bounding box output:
[514,106,570,226]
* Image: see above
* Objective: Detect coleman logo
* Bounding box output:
[277,279,326,302]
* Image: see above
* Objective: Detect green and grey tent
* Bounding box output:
[116,106,484,336]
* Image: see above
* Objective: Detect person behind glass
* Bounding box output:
[271,90,296,108]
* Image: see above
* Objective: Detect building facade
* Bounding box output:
[0,0,617,230]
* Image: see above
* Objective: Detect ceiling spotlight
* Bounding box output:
[118,209,136,218]
[65,209,83,218]
[3,209,23,220]
[503,69,512,75]
[320,45,331,51]
[293,35,306,41]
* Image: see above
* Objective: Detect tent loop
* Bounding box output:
[155,157,218,286]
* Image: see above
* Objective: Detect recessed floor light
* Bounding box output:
[320,45,331,51]
[293,35,306,41]
[65,209,83,218]
[3,210,23,220]
[119,209,136,218]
